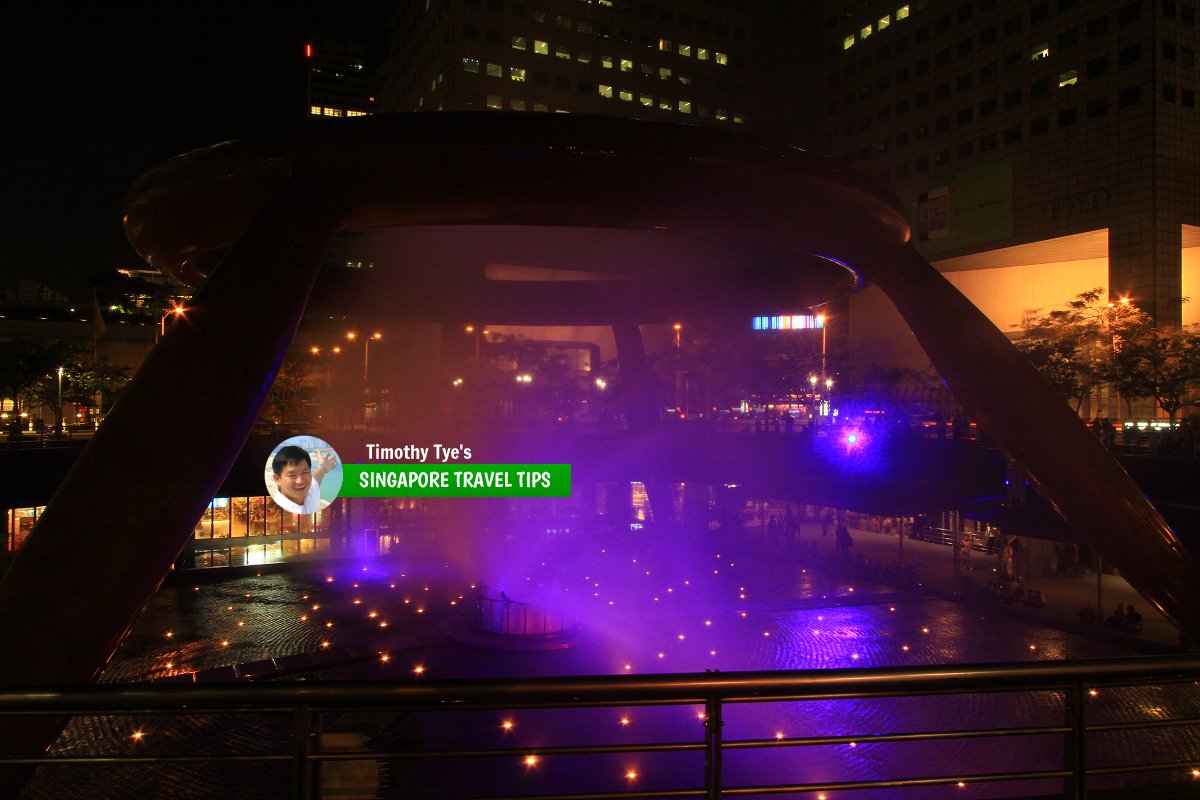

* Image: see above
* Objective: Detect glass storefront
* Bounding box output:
[5,506,45,553]
[187,496,334,569]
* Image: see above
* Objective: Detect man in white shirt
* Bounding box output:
[270,445,337,514]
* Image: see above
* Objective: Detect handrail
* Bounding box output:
[3,654,1197,710]
[2,654,1198,799]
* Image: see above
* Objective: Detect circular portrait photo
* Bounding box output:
[265,436,343,514]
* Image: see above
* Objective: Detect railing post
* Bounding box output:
[1063,682,1086,800]
[296,703,314,800]
[704,697,723,800]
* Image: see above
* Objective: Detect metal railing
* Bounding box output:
[2,655,1198,799]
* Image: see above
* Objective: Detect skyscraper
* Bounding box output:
[817,1,1199,380]
[374,0,750,128]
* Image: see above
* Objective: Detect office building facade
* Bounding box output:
[375,0,751,126]
[819,1,1199,383]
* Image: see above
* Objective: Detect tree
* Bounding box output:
[838,363,950,417]
[1110,324,1200,424]
[0,339,74,413]
[264,351,312,424]
[64,359,130,417]
[1013,288,1149,413]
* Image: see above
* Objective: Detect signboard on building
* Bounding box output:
[901,158,1013,257]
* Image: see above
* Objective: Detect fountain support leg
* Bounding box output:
[872,245,1200,642]
[0,172,347,791]
[612,323,677,529]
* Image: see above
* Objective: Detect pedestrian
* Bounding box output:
[1104,604,1126,631]
[1124,605,1142,633]
[835,524,853,557]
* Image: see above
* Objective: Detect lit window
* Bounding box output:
[639,93,653,106]
[310,105,322,115]
[601,55,613,68]
[512,35,527,50]
[510,98,526,110]
[620,58,633,71]
[619,89,633,102]
[698,47,710,60]
[843,35,856,49]
[715,52,728,65]
[599,84,613,98]
[640,62,654,75]
[678,99,692,113]
[659,66,672,80]
[897,5,910,20]
[534,102,549,112]
[1058,69,1078,87]
[534,40,549,55]
[323,107,342,117]
[577,51,592,64]
[347,110,367,117]
[510,66,526,81]
[659,39,673,52]
[879,15,891,30]
[487,62,502,77]
[486,94,503,109]
[678,74,692,85]
[861,24,873,39]
[555,47,571,59]
[715,108,728,121]
[679,43,692,57]
[733,112,744,124]
[599,0,612,6]
[463,57,480,73]
[658,97,672,110]
[1032,43,1050,60]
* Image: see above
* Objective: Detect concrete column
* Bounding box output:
[1109,220,1183,326]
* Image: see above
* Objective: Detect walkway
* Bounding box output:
[773,519,1184,652]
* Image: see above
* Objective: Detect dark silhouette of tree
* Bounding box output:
[1111,324,1200,424]
[1013,288,1149,413]
[0,339,74,414]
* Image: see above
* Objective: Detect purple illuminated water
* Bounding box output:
[25,521,1200,800]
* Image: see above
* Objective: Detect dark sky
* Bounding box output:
[4,3,389,296]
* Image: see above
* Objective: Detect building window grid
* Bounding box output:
[461,15,734,117]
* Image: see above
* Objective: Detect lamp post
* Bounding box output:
[347,332,381,424]
[816,313,827,385]
[673,323,683,415]
[56,366,64,435]
[157,303,185,343]
[825,377,834,418]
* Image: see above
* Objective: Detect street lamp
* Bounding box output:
[157,303,185,342]
[346,331,382,383]
[466,325,482,374]
[673,323,683,414]
[56,366,64,435]
[816,313,827,385]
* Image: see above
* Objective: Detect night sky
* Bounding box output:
[4,3,389,296]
